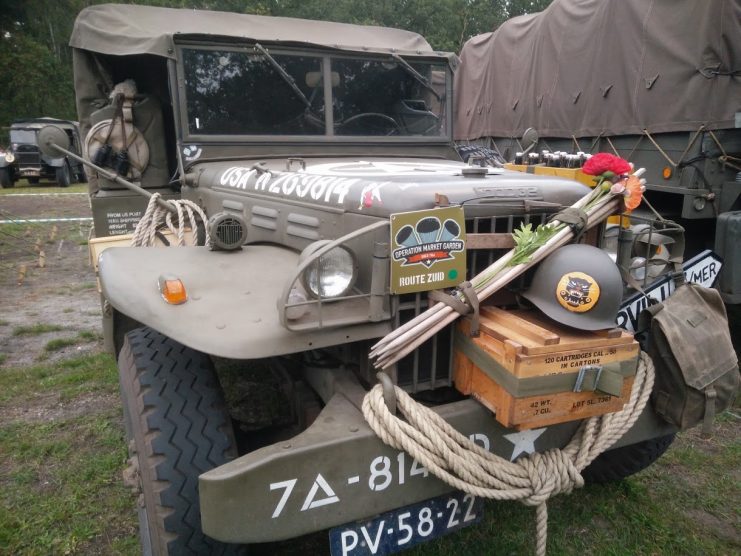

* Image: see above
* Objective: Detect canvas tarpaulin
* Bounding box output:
[454,0,741,140]
[70,3,437,59]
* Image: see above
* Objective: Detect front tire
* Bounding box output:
[0,168,14,188]
[582,433,676,484]
[118,327,240,555]
[55,164,70,187]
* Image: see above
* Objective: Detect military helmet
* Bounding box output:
[522,244,623,330]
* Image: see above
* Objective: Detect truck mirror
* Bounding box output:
[305,71,340,88]
[37,125,70,157]
[521,127,539,154]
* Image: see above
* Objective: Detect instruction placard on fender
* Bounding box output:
[390,206,467,294]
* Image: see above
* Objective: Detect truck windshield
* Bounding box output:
[10,129,37,145]
[181,47,448,139]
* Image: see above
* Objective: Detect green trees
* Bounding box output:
[0,0,83,143]
[0,0,552,143]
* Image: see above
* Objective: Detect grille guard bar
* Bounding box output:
[278,219,392,331]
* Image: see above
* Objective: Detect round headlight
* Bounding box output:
[5,153,15,163]
[301,244,357,298]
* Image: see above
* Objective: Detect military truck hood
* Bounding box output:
[193,158,590,218]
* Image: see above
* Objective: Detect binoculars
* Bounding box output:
[92,144,130,176]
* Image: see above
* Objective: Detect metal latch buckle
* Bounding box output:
[573,364,603,393]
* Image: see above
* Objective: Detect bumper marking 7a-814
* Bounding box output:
[268,446,466,519]
[199,390,674,543]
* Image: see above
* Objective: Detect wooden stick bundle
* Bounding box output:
[370,193,622,369]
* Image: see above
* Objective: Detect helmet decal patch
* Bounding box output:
[556,272,600,313]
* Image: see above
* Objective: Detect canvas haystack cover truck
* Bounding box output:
[454,0,741,308]
[50,3,736,555]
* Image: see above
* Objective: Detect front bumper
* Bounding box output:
[199,371,674,543]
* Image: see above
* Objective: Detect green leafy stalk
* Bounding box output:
[507,222,561,267]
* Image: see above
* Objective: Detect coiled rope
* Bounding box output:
[130,193,209,247]
[362,351,655,556]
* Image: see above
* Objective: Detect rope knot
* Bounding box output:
[517,449,583,507]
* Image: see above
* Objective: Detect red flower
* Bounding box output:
[582,153,632,176]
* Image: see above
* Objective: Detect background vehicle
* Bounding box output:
[65,4,683,555]
[0,118,86,187]
[454,0,741,304]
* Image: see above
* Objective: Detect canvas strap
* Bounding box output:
[430,281,480,336]
[702,386,717,438]
[550,207,588,240]
[454,330,631,397]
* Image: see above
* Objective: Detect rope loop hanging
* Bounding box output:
[362,351,655,556]
[130,193,210,247]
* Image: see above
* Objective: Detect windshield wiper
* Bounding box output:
[391,53,442,102]
[254,43,312,109]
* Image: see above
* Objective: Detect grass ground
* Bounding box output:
[0,350,738,555]
[0,179,87,195]
[0,354,138,555]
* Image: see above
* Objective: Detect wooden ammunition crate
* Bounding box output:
[503,163,595,187]
[453,306,639,430]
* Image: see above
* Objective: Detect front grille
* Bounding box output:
[16,146,41,167]
[396,213,550,392]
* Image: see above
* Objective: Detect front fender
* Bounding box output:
[98,245,391,359]
[42,155,66,168]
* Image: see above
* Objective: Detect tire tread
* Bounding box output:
[119,327,240,555]
[582,433,675,484]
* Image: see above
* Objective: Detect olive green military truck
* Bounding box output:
[454,0,741,306]
[61,4,689,555]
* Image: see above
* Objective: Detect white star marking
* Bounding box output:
[503,428,547,461]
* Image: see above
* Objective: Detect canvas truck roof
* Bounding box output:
[454,0,741,139]
[11,118,78,130]
[70,3,441,59]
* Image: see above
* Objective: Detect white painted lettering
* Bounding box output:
[310,176,333,200]
[237,169,256,189]
[255,171,272,190]
[269,479,297,519]
[340,531,359,556]
[468,433,490,451]
[282,174,300,196]
[295,174,320,197]
[360,521,385,554]
[300,474,339,511]
[219,167,238,186]
[331,178,356,204]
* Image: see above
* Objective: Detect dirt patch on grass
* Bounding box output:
[0,192,99,368]
[1,192,90,219]
[0,391,119,426]
[683,508,740,545]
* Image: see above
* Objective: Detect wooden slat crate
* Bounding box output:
[453,306,639,430]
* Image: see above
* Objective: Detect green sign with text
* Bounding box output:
[390,206,467,294]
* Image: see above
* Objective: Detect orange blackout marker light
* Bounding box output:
[158,274,188,305]
[662,166,672,179]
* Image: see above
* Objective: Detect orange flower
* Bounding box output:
[623,174,644,211]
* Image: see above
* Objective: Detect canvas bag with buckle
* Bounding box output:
[638,279,739,435]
